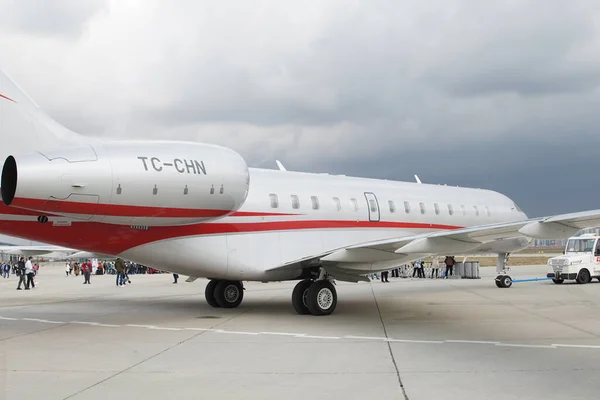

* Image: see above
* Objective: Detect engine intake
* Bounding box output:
[1,155,17,206]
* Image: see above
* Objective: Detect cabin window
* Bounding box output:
[419,202,426,214]
[269,193,279,208]
[404,201,411,214]
[460,205,467,215]
[311,196,320,210]
[448,204,454,216]
[473,205,479,216]
[291,195,300,209]
[333,197,342,211]
[369,199,377,213]
[485,206,491,217]
[389,200,396,213]
[350,198,359,211]
[434,203,440,215]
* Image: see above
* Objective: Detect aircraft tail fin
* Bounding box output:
[0,67,81,157]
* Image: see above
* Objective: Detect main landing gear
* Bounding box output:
[205,279,244,308]
[494,252,513,288]
[292,269,338,316]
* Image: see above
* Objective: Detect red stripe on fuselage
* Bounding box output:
[230,211,300,217]
[0,206,44,216]
[9,197,299,219]
[12,197,231,218]
[0,217,462,255]
[0,93,16,103]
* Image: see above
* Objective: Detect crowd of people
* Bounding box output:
[1,257,40,290]
[5,255,460,290]
[1,257,171,290]
[63,259,162,277]
[370,255,457,281]
[63,259,168,286]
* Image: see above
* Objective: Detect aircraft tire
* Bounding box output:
[502,275,513,288]
[205,279,221,308]
[306,280,337,316]
[292,280,312,315]
[495,275,505,288]
[552,278,564,284]
[214,280,244,308]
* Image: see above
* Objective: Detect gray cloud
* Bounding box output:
[422,1,600,97]
[0,0,599,221]
[0,0,106,38]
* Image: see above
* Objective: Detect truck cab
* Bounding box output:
[547,233,600,284]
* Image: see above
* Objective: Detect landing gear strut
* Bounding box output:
[205,279,244,308]
[494,252,513,288]
[292,269,338,316]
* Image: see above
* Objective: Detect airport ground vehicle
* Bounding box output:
[547,234,600,284]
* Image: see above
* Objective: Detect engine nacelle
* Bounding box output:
[1,141,250,226]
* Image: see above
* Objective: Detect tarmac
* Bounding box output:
[1,263,600,400]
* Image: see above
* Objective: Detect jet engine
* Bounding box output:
[1,141,250,226]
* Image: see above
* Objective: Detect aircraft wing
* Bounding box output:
[68,251,117,260]
[266,209,600,281]
[0,245,77,256]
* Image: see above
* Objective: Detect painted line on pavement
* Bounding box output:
[3,315,600,350]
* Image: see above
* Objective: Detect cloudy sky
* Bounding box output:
[1,0,600,225]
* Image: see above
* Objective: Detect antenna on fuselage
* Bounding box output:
[276,160,287,171]
[414,174,422,184]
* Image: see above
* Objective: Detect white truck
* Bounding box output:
[547,233,600,284]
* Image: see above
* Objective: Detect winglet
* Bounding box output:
[414,175,422,184]
[275,160,287,171]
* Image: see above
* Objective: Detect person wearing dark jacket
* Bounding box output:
[16,257,26,290]
[380,270,389,283]
[444,256,456,278]
[115,258,125,286]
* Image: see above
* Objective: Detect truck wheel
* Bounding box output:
[576,269,591,284]
[552,279,564,284]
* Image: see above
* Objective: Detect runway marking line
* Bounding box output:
[495,343,556,349]
[344,335,388,340]
[3,315,600,350]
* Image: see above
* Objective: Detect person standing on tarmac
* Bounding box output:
[173,273,179,284]
[115,258,126,286]
[81,259,92,284]
[444,255,455,278]
[380,270,389,283]
[25,257,35,289]
[16,257,26,290]
[431,256,440,279]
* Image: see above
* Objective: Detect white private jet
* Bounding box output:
[0,67,598,316]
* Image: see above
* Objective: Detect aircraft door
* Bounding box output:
[364,192,380,222]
